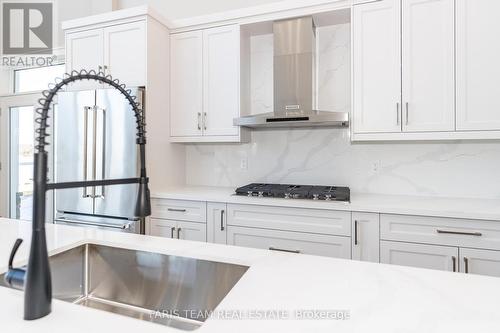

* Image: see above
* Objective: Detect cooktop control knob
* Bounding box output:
[284,193,291,199]
[312,194,319,200]
[325,194,332,201]
[258,191,264,197]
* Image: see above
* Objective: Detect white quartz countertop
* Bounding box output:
[152,186,500,221]
[1,219,500,332]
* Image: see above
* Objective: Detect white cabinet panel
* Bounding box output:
[151,198,207,223]
[456,0,500,130]
[203,25,240,137]
[150,218,206,242]
[227,226,351,259]
[380,214,500,251]
[170,31,203,137]
[460,247,500,278]
[353,0,401,134]
[227,204,351,236]
[402,0,455,132]
[149,218,177,238]
[380,240,458,272]
[66,29,104,90]
[103,21,146,87]
[207,202,227,244]
[352,212,380,263]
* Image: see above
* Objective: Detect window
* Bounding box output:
[14,64,65,93]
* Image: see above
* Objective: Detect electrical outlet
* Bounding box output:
[240,157,248,170]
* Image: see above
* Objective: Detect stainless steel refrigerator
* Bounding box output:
[54,87,145,233]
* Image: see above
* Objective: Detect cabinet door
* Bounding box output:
[353,0,401,134]
[170,31,203,137]
[202,25,240,137]
[456,0,500,130]
[149,218,177,238]
[352,212,380,263]
[402,0,455,132]
[150,218,206,242]
[66,29,104,90]
[207,202,227,244]
[227,226,351,259]
[460,248,500,278]
[381,240,458,272]
[176,220,207,242]
[103,21,146,87]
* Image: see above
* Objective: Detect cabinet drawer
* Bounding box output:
[151,199,206,223]
[381,214,500,250]
[227,226,351,259]
[227,204,351,236]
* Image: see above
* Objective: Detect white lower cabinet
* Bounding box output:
[150,218,206,242]
[207,202,227,244]
[459,247,500,278]
[380,241,458,272]
[352,212,380,263]
[227,226,351,259]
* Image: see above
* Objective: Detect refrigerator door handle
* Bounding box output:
[82,106,90,198]
[94,107,106,199]
[91,105,98,199]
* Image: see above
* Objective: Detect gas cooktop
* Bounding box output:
[235,183,350,202]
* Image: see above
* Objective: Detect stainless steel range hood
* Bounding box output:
[234,16,349,129]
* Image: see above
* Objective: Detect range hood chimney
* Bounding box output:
[234,16,349,128]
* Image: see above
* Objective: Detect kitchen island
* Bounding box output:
[0,218,499,332]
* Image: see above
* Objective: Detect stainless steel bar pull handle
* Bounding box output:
[203,112,207,130]
[436,229,482,237]
[269,247,301,254]
[82,106,90,198]
[197,112,201,130]
[464,257,469,273]
[220,209,225,231]
[405,102,409,125]
[396,103,400,125]
[170,227,175,238]
[451,256,456,272]
[167,208,186,212]
[177,228,182,239]
[354,220,359,246]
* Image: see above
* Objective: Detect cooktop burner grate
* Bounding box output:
[235,183,350,202]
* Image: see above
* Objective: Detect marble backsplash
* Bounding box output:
[185,24,500,199]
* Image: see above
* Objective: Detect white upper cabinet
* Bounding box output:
[66,29,104,89]
[353,0,401,134]
[402,0,455,132]
[456,0,500,131]
[66,20,147,88]
[170,25,245,142]
[203,26,240,137]
[103,21,146,87]
[66,29,104,73]
[170,31,204,137]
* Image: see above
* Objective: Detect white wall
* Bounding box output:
[185,23,500,199]
[116,0,283,20]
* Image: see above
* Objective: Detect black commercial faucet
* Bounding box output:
[3,70,152,320]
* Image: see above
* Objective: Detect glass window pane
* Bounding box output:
[10,106,35,220]
[14,64,65,93]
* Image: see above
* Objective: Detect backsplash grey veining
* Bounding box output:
[185,23,500,199]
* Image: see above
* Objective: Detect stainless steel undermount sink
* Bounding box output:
[0,244,249,330]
